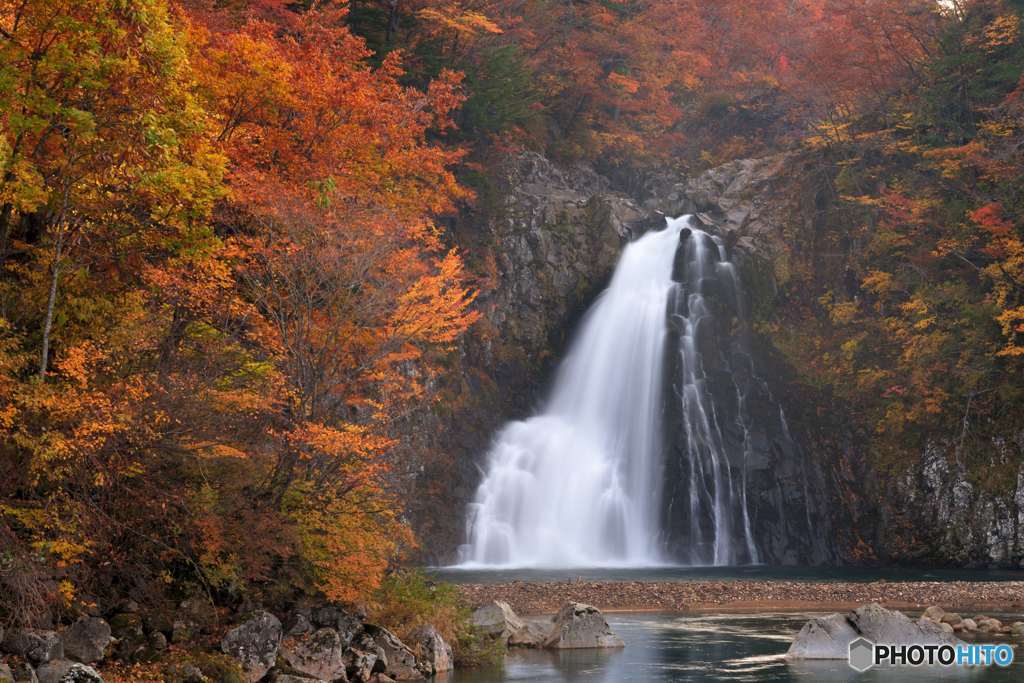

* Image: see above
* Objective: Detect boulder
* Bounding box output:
[787,614,871,659]
[9,662,37,683]
[977,619,1001,633]
[35,661,102,683]
[106,614,142,641]
[961,618,978,632]
[1011,622,1024,636]
[310,607,362,647]
[148,631,167,653]
[940,612,962,627]
[171,620,192,645]
[162,662,206,683]
[361,626,422,681]
[108,613,146,660]
[508,618,553,648]
[265,670,335,683]
[922,606,945,622]
[343,646,378,682]
[787,604,962,659]
[471,601,524,644]
[408,625,453,675]
[178,598,217,633]
[542,603,624,650]
[285,609,314,638]
[61,617,111,664]
[280,628,346,681]
[2,629,64,664]
[220,610,283,683]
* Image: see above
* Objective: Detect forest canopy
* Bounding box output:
[1,0,1022,625]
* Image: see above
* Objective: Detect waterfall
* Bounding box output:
[459,217,687,567]
[459,215,768,568]
[664,226,760,566]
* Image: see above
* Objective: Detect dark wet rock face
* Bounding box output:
[660,222,834,566]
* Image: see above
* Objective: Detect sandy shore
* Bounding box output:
[455,580,1024,616]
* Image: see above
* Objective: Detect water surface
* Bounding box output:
[447,613,1023,682]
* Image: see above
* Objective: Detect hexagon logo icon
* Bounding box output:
[848,637,875,672]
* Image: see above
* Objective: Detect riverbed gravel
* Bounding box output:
[455,579,1024,616]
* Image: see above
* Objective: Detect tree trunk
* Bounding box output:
[38,230,63,378]
[386,0,400,46]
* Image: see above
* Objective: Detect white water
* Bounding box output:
[458,217,689,567]
[670,228,759,565]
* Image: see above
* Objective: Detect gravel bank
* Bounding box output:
[455,580,1024,616]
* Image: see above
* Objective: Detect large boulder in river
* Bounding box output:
[787,603,962,659]
[221,610,283,682]
[61,617,111,664]
[471,601,525,644]
[542,603,624,650]
[509,617,553,648]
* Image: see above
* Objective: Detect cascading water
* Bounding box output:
[663,226,760,566]
[459,215,816,568]
[459,217,688,567]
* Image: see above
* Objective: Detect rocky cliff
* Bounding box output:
[410,150,1023,569]
[666,155,1024,569]
[404,153,648,563]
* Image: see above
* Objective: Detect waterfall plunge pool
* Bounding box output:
[444,612,1024,683]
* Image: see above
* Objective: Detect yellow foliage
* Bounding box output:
[983,14,1021,51]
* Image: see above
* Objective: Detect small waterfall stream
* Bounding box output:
[460,215,796,568]
[664,226,759,565]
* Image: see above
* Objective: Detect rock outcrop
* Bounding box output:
[408,625,453,676]
[787,604,962,659]
[60,618,111,665]
[35,661,102,683]
[220,611,283,683]
[279,627,348,681]
[470,601,525,645]
[2,629,63,665]
[541,603,625,650]
[360,626,422,681]
[472,600,623,651]
[402,152,649,563]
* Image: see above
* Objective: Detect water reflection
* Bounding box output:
[449,613,1023,683]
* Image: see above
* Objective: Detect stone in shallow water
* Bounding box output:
[787,603,962,660]
[471,601,525,644]
[509,617,553,648]
[542,603,624,650]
